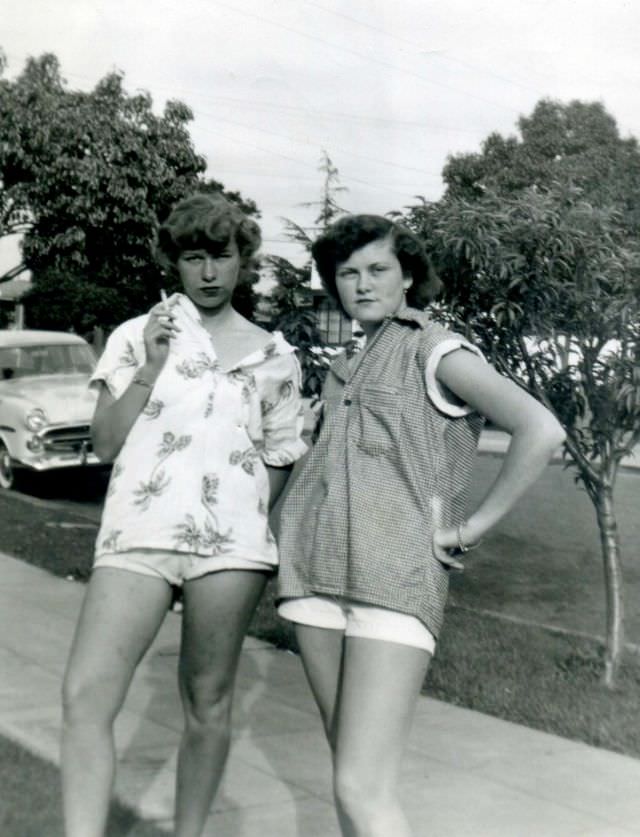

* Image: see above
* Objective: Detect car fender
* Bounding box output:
[0,426,18,458]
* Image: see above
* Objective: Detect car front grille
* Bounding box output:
[41,425,93,454]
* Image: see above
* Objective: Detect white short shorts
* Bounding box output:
[93,549,272,586]
[278,595,435,653]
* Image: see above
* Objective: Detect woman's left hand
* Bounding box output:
[432,527,464,570]
[432,522,483,571]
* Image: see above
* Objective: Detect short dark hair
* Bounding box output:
[311,214,441,311]
[156,193,261,271]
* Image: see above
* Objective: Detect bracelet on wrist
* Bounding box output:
[131,373,154,390]
[456,522,482,554]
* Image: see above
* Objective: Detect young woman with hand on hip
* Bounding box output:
[61,193,306,837]
[276,214,565,837]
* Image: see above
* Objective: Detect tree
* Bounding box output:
[261,255,328,397]
[0,52,261,331]
[300,150,348,233]
[263,151,348,397]
[406,102,640,686]
[0,50,33,279]
[443,99,640,232]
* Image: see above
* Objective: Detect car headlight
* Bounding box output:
[25,408,48,432]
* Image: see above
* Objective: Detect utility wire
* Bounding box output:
[197,0,523,114]
[3,48,449,182]
[198,125,427,200]
[297,0,547,97]
[194,108,442,178]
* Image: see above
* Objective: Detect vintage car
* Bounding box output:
[0,329,101,489]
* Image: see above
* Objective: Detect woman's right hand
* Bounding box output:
[143,301,180,370]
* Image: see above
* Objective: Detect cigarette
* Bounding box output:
[160,289,170,313]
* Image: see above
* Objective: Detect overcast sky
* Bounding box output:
[1,0,638,271]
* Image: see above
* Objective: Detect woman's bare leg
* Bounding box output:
[173,570,268,837]
[295,623,345,745]
[331,638,431,837]
[296,626,429,835]
[61,568,172,837]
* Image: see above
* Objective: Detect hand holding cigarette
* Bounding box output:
[142,291,179,366]
[159,289,172,322]
[156,290,179,335]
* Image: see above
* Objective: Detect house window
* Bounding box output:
[316,298,352,346]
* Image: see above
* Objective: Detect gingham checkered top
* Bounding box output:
[277,307,485,638]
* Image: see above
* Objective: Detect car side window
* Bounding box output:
[0,348,18,379]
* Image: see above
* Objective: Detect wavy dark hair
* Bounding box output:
[156,193,261,273]
[311,214,441,312]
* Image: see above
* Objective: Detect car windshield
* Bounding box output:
[0,343,96,380]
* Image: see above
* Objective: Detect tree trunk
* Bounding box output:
[594,482,624,687]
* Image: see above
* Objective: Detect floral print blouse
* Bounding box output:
[90,294,307,565]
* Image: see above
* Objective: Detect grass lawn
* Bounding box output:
[0,488,97,580]
[2,456,640,759]
[249,574,640,759]
[454,455,640,644]
[427,606,640,757]
[0,734,168,837]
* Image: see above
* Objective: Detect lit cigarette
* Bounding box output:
[160,289,170,312]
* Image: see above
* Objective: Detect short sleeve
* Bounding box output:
[89,319,145,399]
[425,338,485,417]
[258,352,308,466]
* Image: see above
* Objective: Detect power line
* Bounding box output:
[201,0,523,115]
[4,49,436,201]
[205,132,432,200]
[2,48,489,136]
[194,108,443,178]
[214,166,428,192]
[297,0,547,97]
[163,89,482,135]
[4,48,448,183]
[198,125,427,201]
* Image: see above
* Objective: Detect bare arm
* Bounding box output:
[266,464,294,511]
[91,369,159,462]
[91,302,179,462]
[432,349,566,560]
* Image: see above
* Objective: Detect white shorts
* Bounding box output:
[278,595,435,653]
[93,549,272,586]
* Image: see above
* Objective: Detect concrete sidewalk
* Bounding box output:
[2,554,640,837]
